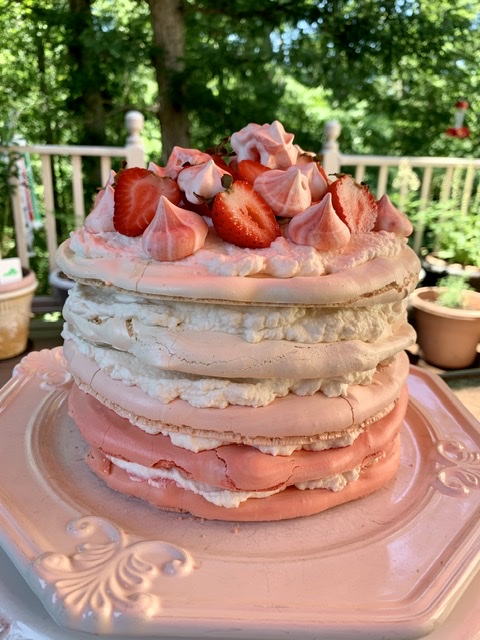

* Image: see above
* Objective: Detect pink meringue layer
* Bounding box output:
[56,240,420,306]
[69,383,407,492]
[63,339,409,441]
[85,437,400,521]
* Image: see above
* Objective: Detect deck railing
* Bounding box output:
[321,120,480,255]
[2,115,479,305]
[1,111,146,272]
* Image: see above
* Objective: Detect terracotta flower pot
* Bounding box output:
[0,268,38,360]
[410,286,480,369]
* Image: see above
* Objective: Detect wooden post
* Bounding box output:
[124,111,146,168]
[321,120,342,177]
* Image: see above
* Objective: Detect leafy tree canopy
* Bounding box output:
[0,0,479,160]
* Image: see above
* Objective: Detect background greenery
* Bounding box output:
[1,0,479,290]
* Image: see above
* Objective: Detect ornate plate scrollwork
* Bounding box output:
[14,347,72,390]
[435,439,480,496]
[33,516,196,627]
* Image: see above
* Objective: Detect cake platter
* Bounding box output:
[0,348,480,640]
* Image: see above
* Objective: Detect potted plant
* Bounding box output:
[410,275,480,369]
[0,257,38,360]
[412,199,480,290]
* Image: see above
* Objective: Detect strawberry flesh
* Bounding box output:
[237,159,270,184]
[113,167,181,236]
[211,180,281,249]
[328,174,378,233]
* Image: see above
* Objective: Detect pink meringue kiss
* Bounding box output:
[374,194,414,237]
[147,161,168,177]
[163,147,212,179]
[254,168,311,217]
[142,196,208,261]
[231,121,298,169]
[91,170,116,208]
[296,162,329,201]
[85,184,115,233]
[177,159,231,204]
[288,192,351,251]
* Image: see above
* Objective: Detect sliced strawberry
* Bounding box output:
[179,198,212,218]
[328,174,377,233]
[113,167,181,236]
[211,180,281,249]
[236,159,270,184]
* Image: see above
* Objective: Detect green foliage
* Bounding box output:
[436,274,474,309]
[409,195,480,269]
[2,0,480,295]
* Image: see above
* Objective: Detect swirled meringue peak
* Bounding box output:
[163,146,212,179]
[288,192,351,251]
[142,195,208,261]
[85,184,115,233]
[254,167,311,217]
[374,194,413,237]
[297,162,330,201]
[231,121,298,169]
[177,159,232,204]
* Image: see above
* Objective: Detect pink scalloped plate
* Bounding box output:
[0,348,480,639]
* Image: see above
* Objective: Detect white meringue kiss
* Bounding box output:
[254,168,311,217]
[374,194,413,237]
[177,159,231,204]
[163,147,212,179]
[231,121,298,169]
[148,161,168,177]
[288,192,351,251]
[296,162,329,201]
[142,196,208,261]
[85,185,115,233]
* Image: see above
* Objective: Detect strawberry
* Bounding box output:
[328,174,378,233]
[113,167,181,236]
[236,159,270,184]
[211,180,281,249]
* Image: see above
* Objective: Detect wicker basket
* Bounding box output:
[0,269,38,360]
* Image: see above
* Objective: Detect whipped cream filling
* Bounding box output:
[107,455,362,508]
[64,331,378,407]
[65,284,407,345]
[164,427,365,455]
[69,226,408,279]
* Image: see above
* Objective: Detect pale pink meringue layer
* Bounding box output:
[63,339,409,441]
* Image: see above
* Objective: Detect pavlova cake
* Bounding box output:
[56,120,420,521]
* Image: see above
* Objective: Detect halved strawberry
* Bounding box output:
[236,159,270,184]
[113,167,181,236]
[328,174,378,233]
[211,180,281,249]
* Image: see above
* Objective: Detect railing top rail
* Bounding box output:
[0,144,129,158]
[340,153,480,169]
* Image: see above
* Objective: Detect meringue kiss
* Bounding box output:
[374,194,413,237]
[142,196,208,261]
[254,168,311,217]
[288,192,351,251]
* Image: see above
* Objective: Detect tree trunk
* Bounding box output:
[67,0,107,146]
[146,0,191,162]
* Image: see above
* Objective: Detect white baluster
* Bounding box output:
[124,111,146,168]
